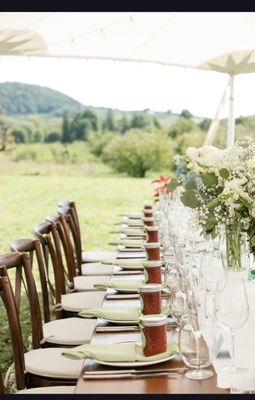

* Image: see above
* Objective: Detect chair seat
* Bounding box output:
[81,262,114,276]
[73,275,111,291]
[61,291,106,312]
[24,347,83,379]
[43,317,97,345]
[17,385,76,394]
[82,250,117,263]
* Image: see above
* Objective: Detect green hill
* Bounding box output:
[0,81,206,126]
[0,82,83,116]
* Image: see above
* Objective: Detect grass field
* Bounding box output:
[0,146,157,384]
[0,175,153,252]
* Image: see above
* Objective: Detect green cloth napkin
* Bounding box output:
[119,239,144,247]
[62,341,178,362]
[102,259,146,267]
[78,304,170,321]
[79,306,142,321]
[122,228,146,236]
[94,279,145,291]
[109,239,144,248]
[119,213,143,218]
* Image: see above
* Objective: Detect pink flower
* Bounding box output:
[152,175,172,197]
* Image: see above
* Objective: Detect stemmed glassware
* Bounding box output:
[179,274,214,380]
[199,250,228,321]
[179,314,214,380]
[214,278,249,374]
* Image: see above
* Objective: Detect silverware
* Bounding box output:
[113,271,143,275]
[106,294,140,299]
[96,323,176,332]
[96,326,140,332]
[84,367,187,375]
[83,372,178,379]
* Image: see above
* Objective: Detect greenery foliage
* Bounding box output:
[101,129,173,177]
[69,109,99,141]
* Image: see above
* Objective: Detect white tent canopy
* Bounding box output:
[1,12,255,147]
[0,12,254,69]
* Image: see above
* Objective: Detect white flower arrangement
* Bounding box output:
[168,137,255,262]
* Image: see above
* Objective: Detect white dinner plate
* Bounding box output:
[118,245,144,252]
[96,354,176,367]
[114,288,139,293]
[101,318,138,325]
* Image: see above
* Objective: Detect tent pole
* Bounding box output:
[226,74,235,148]
[204,80,229,146]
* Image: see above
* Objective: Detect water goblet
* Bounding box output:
[215,278,249,374]
[179,313,214,380]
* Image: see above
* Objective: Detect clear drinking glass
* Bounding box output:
[199,251,228,321]
[170,289,187,328]
[179,314,214,380]
[215,278,249,374]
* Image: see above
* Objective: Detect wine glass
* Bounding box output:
[215,278,249,374]
[178,273,215,380]
[199,251,228,321]
[179,313,214,380]
[170,288,187,329]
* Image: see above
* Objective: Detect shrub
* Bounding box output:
[10,125,28,144]
[45,131,62,143]
[102,129,173,177]
[87,130,118,157]
[174,131,205,154]
[167,118,197,139]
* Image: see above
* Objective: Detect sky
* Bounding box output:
[1,55,255,119]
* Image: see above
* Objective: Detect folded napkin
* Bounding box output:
[79,306,142,321]
[118,245,144,253]
[78,304,170,321]
[94,279,145,291]
[119,239,144,247]
[119,213,143,219]
[101,259,146,268]
[123,221,144,227]
[62,341,178,362]
[122,229,146,236]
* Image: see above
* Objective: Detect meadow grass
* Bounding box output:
[0,145,157,383]
[0,174,153,252]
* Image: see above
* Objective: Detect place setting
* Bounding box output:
[61,200,213,384]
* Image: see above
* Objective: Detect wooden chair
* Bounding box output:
[58,200,117,264]
[10,238,97,347]
[45,214,111,293]
[58,200,82,275]
[0,259,81,390]
[33,221,106,317]
[0,364,75,395]
[10,238,51,323]
[58,206,115,277]
[0,370,5,394]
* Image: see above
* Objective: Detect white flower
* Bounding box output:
[247,158,255,169]
[185,145,225,168]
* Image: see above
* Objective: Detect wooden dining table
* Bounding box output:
[75,280,229,394]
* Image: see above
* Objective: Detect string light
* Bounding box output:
[47,14,139,48]
[100,28,106,39]
[129,16,135,25]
